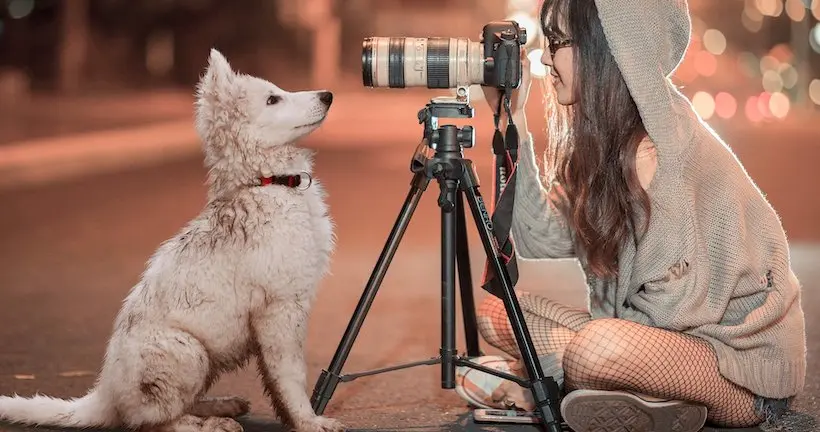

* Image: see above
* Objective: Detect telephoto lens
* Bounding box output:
[362,37,485,89]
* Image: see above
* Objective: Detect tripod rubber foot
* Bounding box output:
[311,369,341,415]
[530,376,563,432]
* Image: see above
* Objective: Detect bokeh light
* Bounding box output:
[715,92,738,119]
[703,29,727,55]
[763,70,785,92]
[693,92,716,120]
[694,51,717,76]
[811,24,820,54]
[760,55,780,74]
[7,0,35,19]
[746,96,764,122]
[810,79,820,105]
[813,0,820,20]
[769,43,795,63]
[742,4,765,32]
[528,49,547,77]
[785,0,807,21]
[780,64,799,89]
[756,0,784,16]
[758,92,773,119]
[769,92,791,119]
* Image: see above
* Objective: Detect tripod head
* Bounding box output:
[410,86,483,213]
[417,86,476,151]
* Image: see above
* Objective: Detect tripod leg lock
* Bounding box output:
[530,376,564,432]
[311,369,341,415]
[440,348,459,389]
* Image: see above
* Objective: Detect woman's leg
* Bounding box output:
[456,292,590,409]
[477,291,591,361]
[562,318,764,428]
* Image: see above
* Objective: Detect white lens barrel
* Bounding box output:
[362,37,485,88]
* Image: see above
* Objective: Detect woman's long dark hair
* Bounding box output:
[539,0,651,279]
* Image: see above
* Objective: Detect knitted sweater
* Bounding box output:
[510,0,807,399]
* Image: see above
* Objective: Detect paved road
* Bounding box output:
[0,137,818,432]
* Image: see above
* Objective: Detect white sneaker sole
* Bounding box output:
[561,389,708,432]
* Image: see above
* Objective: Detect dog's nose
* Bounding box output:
[318,91,333,107]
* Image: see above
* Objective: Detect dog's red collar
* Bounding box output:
[254,172,312,190]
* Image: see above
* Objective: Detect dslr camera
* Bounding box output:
[362,21,527,90]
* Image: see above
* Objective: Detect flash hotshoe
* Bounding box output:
[362,20,526,90]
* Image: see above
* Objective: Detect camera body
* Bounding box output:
[482,21,527,89]
[361,20,527,90]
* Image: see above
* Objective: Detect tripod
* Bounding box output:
[310,91,563,432]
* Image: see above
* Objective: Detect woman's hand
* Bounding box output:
[489,359,536,411]
[481,48,532,119]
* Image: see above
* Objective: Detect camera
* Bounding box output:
[362,21,527,90]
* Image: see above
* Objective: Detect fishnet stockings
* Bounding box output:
[476,293,765,429]
[477,291,590,363]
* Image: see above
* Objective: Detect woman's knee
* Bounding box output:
[476,295,507,343]
[477,295,505,321]
[562,318,639,387]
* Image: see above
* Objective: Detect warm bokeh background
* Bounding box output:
[0,1,818,431]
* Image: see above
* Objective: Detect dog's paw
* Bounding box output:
[201,416,244,432]
[293,415,346,432]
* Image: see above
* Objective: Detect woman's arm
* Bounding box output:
[510,113,576,259]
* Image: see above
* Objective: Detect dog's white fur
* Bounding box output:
[0,49,344,432]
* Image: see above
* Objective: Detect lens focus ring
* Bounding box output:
[388,38,405,88]
[426,38,450,89]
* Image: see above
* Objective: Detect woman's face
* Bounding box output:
[541,21,576,105]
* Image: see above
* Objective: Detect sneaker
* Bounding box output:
[455,355,515,409]
[560,389,708,432]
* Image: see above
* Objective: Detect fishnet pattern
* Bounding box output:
[476,292,591,362]
[562,318,764,428]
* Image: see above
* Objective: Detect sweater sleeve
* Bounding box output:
[510,131,576,259]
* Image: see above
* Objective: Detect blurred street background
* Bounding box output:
[0,0,819,431]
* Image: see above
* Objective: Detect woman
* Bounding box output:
[454,0,807,431]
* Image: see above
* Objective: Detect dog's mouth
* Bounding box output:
[295,117,326,129]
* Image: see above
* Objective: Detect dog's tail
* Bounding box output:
[0,388,117,428]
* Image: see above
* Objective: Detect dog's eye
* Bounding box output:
[266,95,281,105]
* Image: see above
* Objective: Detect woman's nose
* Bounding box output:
[541,48,553,67]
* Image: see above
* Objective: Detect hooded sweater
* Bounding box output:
[510,0,806,399]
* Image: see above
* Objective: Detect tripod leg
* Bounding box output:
[455,190,481,357]
[311,172,430,415]
[459,167,563,432]
[441,179,458,390]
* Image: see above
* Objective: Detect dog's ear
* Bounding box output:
[198,48,235,97]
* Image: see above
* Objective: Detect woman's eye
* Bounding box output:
[267,95,281,105]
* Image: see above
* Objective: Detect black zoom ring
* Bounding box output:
[426,38,450,89]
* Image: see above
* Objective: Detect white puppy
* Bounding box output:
[0,49,345,432]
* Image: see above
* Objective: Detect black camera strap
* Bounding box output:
[481,85,520,298]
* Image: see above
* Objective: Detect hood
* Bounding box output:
[593,0,700,154]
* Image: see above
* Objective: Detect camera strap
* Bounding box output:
[481,90,520,297]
